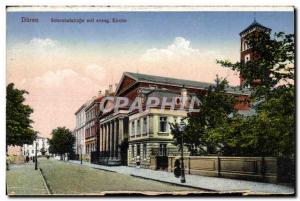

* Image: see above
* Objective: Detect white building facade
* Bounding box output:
[23,136,50,157]
[74,104,87,156]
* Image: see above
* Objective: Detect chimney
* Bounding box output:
[109,84,113,94]
[181,87,187,98]
[105,89,109,96]
[180,86,188,109]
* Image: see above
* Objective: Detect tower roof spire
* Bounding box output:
[239,19,271,36]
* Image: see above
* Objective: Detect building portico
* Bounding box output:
[99,111,128,165]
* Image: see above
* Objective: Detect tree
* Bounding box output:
[48,127,75,160]
[170,76,237,155]
[6,83,37,149]
[217,32,294,98]
[216,32,295,158]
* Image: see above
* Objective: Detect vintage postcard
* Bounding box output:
[6,6,295,196]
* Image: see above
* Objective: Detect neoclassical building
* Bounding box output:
[74,20,272,170]
[108,72,249,168]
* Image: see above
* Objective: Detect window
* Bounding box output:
[143,143,147,158]
[137,119,141,135]
[143,117,147,134]
[137,144,141,156]
[131,121,135,136]
[131,145,135,157]
[32,150,34,154]
[243,40,248,51]
[159,117,167,132]
[159,144,167,156]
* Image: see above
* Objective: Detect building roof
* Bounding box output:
[126,72,213,89]
[124,72,250,95]
[239,19,271,36]
[84,96,104,111]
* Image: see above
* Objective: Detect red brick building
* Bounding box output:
[85,95,103,159]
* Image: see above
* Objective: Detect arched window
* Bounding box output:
[243,40,248,51]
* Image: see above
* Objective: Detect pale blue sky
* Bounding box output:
[7,11,294,52]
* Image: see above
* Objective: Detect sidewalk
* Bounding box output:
[6,162,49,195]
[69,160,294,195]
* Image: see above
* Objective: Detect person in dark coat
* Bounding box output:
[174,159,181,178]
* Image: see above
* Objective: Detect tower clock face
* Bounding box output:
[244,54,251,62]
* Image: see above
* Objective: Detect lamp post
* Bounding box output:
[179,119,186,183]
[80,144,83,165]
[35,141,38,170]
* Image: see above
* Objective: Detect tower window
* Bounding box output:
[242,41,248,51]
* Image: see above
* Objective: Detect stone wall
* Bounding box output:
[7,155,25,165]
[166,156,278,183]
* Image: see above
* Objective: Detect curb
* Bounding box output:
[67,161,117,173]
[129,174,216,192]
[39,168,52,195]
[68,160,215,192]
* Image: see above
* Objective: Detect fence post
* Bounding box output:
[188,157,191,174]
[261,156,265,182]
[217,156,221,177]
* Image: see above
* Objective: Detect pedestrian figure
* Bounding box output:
[174,159,181,178]
[136,156,141,167]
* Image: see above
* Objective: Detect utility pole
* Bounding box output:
[179,119,186,183]
[35,141,38,170]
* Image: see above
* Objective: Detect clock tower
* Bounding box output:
[239,19,271,86]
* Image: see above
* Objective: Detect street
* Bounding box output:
[7,158,206,195]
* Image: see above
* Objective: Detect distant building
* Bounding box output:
[23,136,50,157]
[74,103,87,157]
[7,145,23,156]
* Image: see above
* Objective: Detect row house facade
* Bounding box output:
[74,104,87,157]
[84,96,103,160]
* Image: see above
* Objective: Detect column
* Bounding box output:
[99,125,101,153]
[111,121,115,158]
[149,115,153,134]
[100,125,103,152]
[134,119,137,138]
[109,121,113,158]
[105,124,108,155]
[119,118,124,143]
[103,125,105,153]
[114,120,118,159]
